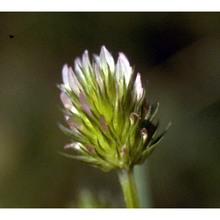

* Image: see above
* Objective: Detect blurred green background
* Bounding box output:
[0,12,220,208]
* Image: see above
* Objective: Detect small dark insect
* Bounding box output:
[9,35,14,38]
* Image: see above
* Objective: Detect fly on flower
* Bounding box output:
[58,46,169,172]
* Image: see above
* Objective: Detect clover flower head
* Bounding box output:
[59,46,168,171]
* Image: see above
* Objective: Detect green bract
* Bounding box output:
[59,46,168,171]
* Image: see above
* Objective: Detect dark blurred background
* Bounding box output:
[0,12,220,208]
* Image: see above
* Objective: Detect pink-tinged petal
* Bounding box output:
[120,144,127,157]
[86,145,96,154]
[116,53,132,86]
[60,92,78,114]
[65,115,70,121]
[60,92,71,108]
[115,81,119,100]
[100,46,115,73]
[62,64,70,88]
[68,67,82,95]
[79,92,92,116]
[134,73,144,101]
[99,115,108,132]
[66,117,79,132]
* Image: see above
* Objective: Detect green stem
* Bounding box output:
[118,168,140,208]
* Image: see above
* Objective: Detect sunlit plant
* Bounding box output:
[58,46,169,208]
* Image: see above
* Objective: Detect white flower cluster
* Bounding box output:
[59,46,167,171]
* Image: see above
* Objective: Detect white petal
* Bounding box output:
[68,67,82,95]
[82,50,91,72]
[74,142,81,150]
[74,57,82,67]
[74,58,86,83]
[116,53,132,86]
[93,54,100,65]
[62,64,70,89]
[94,63,104,91]
[134,73,144,101]
[100,46,115,73]
[70,106,78,114]
[64,142,81,150]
